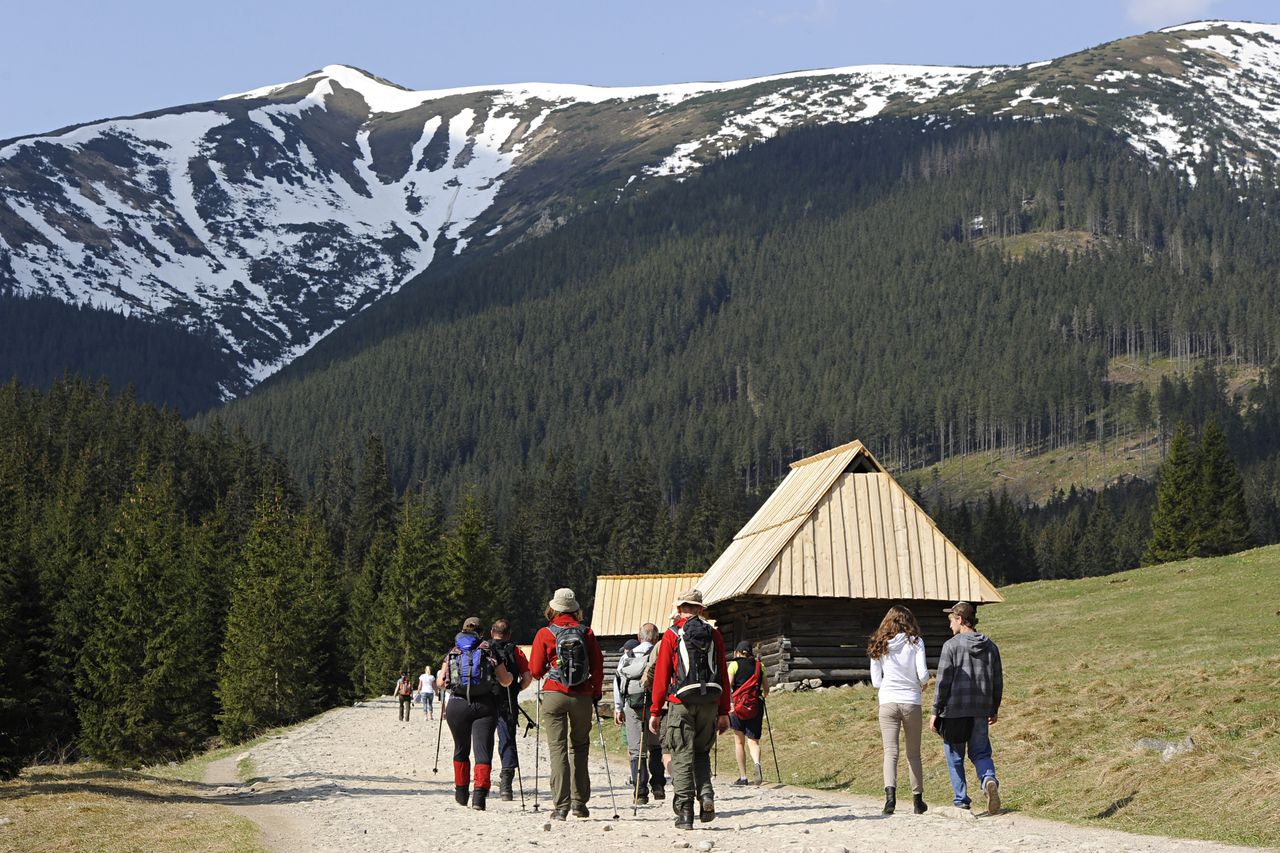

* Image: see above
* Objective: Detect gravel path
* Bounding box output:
[203,697,1257,853]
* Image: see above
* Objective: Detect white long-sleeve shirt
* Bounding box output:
[869,633,929,706]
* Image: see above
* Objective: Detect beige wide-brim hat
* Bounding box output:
[673,588,704,608]
[549,587,579,612]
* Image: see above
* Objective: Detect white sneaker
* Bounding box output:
[983,778,1001,815]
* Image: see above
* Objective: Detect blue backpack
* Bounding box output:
[448,632,496,701]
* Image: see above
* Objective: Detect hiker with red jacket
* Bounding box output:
[436,616,514,811]
[647,589,731,830]
[727,640,769,785]
[528,588,605,821]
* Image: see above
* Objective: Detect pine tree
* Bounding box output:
[368,490,446,690]
[445,489,510,628]
[217,488,326,742]
[344,434,395,577]
[1077,494,1118,575]
[78,462,210,765]
[1193,417,1251,557]
[345,531,393,697]
[1145,422,1199,564]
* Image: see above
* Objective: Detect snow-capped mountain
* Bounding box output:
[1,20,1277,393]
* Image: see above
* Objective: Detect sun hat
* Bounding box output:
[673,588,704,608]
[549,587,580,613]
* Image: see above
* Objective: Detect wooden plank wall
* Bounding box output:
[708,596,973,685]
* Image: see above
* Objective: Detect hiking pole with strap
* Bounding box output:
[532,681,542,812]
[508,689,527,810]
[763,700,781,783]
[593,700,621,819]
[432,691,445,774]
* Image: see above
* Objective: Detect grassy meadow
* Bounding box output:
[756,546,1280,847]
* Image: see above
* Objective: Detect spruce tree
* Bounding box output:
[445,489,510,627]
[1145,422,1199,564]
[217,488,325,742]
[78,462,209,765]
[1077,494,1118,575]
[344,434,395,577]
[1193,417,1251,557]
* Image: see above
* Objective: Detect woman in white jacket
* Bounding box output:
[868,605,930,815]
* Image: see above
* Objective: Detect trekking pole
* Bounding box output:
[762,701,782,784]
[508,690,527,810]
[532,682,542,812]
[632,691,648,817]
[593,701,621,819]
[432,693,445,773]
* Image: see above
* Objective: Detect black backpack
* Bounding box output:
[548,623,591,688]
[490,638,520,698]
[448,633,496,701]
[670,617,722,705]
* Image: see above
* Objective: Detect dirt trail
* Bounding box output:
[203,697,1256,853]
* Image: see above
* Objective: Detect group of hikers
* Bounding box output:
[396,586,1004,828]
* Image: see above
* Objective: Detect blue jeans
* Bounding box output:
[942,717,997,806]
[421,692,434,716]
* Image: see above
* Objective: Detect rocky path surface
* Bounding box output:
[203,698,1256,853]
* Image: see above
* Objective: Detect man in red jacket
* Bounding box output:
[648,589,730,829]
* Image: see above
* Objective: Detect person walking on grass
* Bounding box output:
[648,589,730,830]
[614,623,664,804]
[529,588,604,821]
[418,665,437,721]
[929,601,1004,816]
[395,671,414,722]
[437,616,514,811]
[868,605,930,815]
[490,618,533,801]
[727,640,768,786]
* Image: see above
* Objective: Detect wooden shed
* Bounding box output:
[700,440,1003,685]
[590,573,703,674]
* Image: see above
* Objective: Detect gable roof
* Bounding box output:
[590,573,704,636]
[699,440,1003,606]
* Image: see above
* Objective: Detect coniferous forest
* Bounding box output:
[4,114,1280,777]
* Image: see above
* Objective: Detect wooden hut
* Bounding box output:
[590,573,703,674]
[700,441,1003,685]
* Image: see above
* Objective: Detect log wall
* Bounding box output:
[708,595,974,685]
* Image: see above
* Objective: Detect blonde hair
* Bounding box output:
[545,606,582,622]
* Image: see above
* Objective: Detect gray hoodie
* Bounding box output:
[931,631,1003,719]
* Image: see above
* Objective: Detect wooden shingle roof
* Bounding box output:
[590,573,704,636]
[699,441,1003,606]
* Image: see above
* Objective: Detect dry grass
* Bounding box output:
[763,546,1280,847]
[0,764,262,853]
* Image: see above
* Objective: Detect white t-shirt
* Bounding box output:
[869,633,929,705]
[419,672,435,694]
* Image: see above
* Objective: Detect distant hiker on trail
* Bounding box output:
[614,623,664,804]
[490,618,533,801]
[395,672,414,721]
[437,615,514,811]
[418,666,436,721]
[727,639,769,786]
[930,601,1004,816]
[529,587,604,821]
[648,589,730,830]
[868,605,930,815]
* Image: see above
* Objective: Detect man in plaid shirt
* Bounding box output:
[929,601,1004,815]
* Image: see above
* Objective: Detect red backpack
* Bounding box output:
[731,658,762,718]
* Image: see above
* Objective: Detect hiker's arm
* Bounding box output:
[931,644,953,717]
[759,663,770,699]
[990,643,1003,724]
[516,648,533,690]
[495,661,514,688]
[648,632,675,721]
[915,639,930,688]
[588,630,605,703]
[870,655,883,688]
[528,628,548,679]
[714,630,731,717]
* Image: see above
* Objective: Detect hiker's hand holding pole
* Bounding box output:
[716,714,729,734]
[614,710,624,725]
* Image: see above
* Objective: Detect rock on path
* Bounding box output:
[203,698,1254,853]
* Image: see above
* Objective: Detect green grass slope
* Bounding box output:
[761,546,1280,847]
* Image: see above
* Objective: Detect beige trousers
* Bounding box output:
[878,702,924,793]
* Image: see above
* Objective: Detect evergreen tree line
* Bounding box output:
[221,116,1280,508]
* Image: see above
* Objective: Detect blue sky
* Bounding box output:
[1,0,1275,140]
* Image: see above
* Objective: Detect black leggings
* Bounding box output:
[447,695,498,766]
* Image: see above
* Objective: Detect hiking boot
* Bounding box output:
[883,786,896,815]
[698,795,715,823]
[753,762,763,785]
[651,784,665,800]
[674,802,694,829]
[454,785,469,806]
[634,789,649,806]
[470,789,488,811]
[498,768,515,801]
[731,777,749,786]
[984,778,1001,815]
[571,803,590,818]
[913,793,928,814]
[550,808,568,821]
